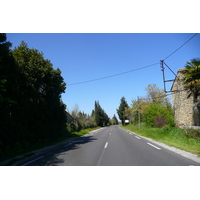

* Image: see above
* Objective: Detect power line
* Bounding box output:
[67,33,198,86]
[67,62,159,86]
[163,33,198,61]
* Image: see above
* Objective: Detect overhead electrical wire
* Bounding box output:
[163,33,198,61]
[67,62,159,86]
[67,33,198,86]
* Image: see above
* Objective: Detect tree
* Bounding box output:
[144,103,175,127]
[111,114,119,125]
[116,96,129,126]
[145,84,170,106]
[0,34,19,105]
[181,58,200,125]
[12,41,67,141]
[130,97,149,125]
[130,84,173,127]
[0,37,67,157]
[124,107,134,124]
[70,104,97,131]
[0,33,21,156]
[70,104,82,131]
[94,101,109,126]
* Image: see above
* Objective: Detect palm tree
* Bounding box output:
[181,58,200,125]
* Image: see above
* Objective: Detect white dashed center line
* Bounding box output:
[104,142,108,148]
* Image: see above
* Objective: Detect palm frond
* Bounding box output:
[181,58,200,100]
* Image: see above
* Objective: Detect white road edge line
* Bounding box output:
[147,142,161,150]
[135,136,141,139]
[104,142,108,148]
[21,156,44,166]
[65,142,73,147]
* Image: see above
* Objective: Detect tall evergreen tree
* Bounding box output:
[0,37,68,158]
[12,41,67,142]
[94,101,109,126]
[116,96,129,126]
[0,33,20,156]
[112,114,119,125]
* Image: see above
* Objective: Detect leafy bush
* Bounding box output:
[183,129,200,140]
[154,115,168,128]
[144,103,175,127]
[66,123,76,133]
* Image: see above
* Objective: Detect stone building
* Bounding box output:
[171,68,194,128]
[66,112,74,124]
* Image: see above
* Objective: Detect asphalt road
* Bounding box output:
[19,125,200,166]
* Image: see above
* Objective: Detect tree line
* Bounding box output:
[116,84,174,127]
[68,101,117,132]
[0,34,67,158]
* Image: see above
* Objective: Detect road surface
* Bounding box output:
[19,125,200,166]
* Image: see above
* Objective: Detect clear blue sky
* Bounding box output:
[6,33,200,119]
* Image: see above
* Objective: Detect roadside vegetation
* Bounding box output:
[0,34,67,161]
[117,84,174,128]
[0,34,114,162]
[122,123,200,156]
[0,126,101,163]
[67,126,101,138]
[1,32,199,162]
[117,79,200,157]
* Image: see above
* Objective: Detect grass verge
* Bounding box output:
[122,123,200,156]
[68,127,101,138]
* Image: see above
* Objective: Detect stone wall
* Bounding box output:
[171,69,194,128]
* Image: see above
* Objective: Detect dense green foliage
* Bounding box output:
[68,101,110,133]
[94,101,110,126]
[181,58,200,100]
[69,104,97,131]
[111,114,118,125]
[0,34,67,158]
[119,84,174,128]
[116,96,129,126]
[144,103,175,127]
[181,58,200,125]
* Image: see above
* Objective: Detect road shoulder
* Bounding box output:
[121,127,200,164]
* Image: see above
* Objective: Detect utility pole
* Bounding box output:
[123,111,125,126]
[160,60,166,93]
[138,96,140,129]
[160,60,176,93]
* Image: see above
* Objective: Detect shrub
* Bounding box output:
[144,103,175,127]
[154,115,168,128]
[183,129,200,140]
[66,123,76,133]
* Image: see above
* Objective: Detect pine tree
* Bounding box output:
[112,114,119,125]
[116,96,129,126]
[94,101,109,126]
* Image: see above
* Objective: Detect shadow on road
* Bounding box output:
[26,135,97,166]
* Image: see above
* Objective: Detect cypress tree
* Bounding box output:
[116,96,129,126]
